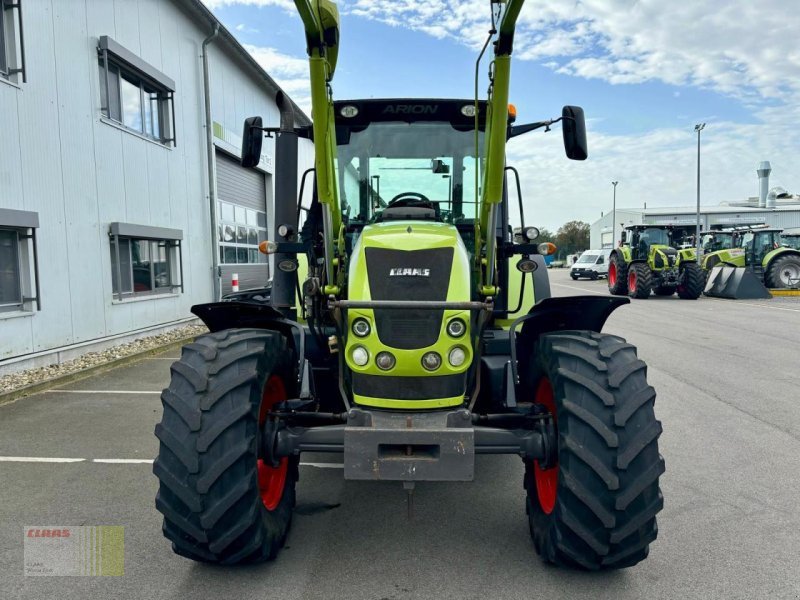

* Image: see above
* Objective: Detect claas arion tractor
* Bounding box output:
[608,224,704,299]
[153,0,663,570]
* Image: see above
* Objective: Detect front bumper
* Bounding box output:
[269,407,554,482]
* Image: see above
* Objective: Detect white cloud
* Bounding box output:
[506,104,800,229]
[242,44,312,114]
[235,23,260,33]
[339,0,800,101]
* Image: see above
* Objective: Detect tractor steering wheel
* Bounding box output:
[388,192,432,206]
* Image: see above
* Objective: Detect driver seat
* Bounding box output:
[377,199,440,222]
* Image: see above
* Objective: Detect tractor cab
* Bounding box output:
[621,225,675,261]
[701,230,737,254]
[741,228,782,266]
[333,100,485,230]
[782,228,800,251]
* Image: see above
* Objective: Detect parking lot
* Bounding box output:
[2,268,800,600]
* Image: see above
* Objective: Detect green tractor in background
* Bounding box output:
[703,227,800,298]
[608,225,704,299]
[782,228,800,251]
[727,228,800,288]
[699,224,767,272]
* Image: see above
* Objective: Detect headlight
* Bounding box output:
[448,347,467,367]
[421,352,442,371]
[351,346,369,366]
[375,351,396,371]
[523,226,540,241]
[446,318,466,338]
[352,318,370,337]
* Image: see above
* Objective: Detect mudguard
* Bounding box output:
[512,296,629,384]
[192,301,286,332]
[516,296,629,343]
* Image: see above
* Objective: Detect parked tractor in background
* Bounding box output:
[782,228,800,251]
[704,227,800,298]
[737,228,800,288]
[153,0,664,571]
[700,224,768,271]
[608,225,704,299]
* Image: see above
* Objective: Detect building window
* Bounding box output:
[218,201,268,265]
[0,209,40,313]
[97,36,175,145]
[1,0,27,83]
[109,223,183,301]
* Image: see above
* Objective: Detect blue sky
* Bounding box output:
[203,0,800,231]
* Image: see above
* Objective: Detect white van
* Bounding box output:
[570,249,612,280]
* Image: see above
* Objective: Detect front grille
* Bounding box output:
[365,247,453,349]
[353,373,466,400]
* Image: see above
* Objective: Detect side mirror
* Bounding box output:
[620,231,627,244]
[241,116,263,168]
[561,105,588,161]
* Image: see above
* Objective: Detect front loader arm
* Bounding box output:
[295,0,342,294]
[477,0,524,296]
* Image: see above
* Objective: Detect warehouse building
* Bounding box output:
[591,162,800,248]
[0,0,312,372]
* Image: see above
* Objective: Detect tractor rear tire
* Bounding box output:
[765,255,800,288]
[153,328,298,564]
[524,331,664,570]
[652,285,674,296]
[677,262,704,299]
[607,255,628,296]
[627,263,651,299]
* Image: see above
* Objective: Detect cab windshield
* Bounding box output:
[577,253,599,264]
[335,121,484,226]
[701,232,734,252]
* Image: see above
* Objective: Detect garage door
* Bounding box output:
[216,151,270,295]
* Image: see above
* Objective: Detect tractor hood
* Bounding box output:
[344,221,472,409]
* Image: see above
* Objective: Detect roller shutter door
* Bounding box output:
[216,151,269,295]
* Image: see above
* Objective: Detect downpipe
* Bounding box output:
[202,24,221,301]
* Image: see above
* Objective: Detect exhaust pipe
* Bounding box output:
[757,161,771,209]
[271,92,299,318]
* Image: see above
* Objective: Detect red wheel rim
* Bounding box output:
[628,269,637,293]
[609,262,617,287]
[257,375,288,511]
[533,377,558,515]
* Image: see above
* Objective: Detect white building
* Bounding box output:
[0,0,312,371]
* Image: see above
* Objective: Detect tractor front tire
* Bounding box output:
[627,263,651,299]
[677,262,704,299]
[765,255,800,289]
[607,256,628,296]
[524,331,664,570]
[153,328,298,564]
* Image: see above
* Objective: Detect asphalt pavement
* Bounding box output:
[2,268,800,599]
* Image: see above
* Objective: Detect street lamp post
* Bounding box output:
[611,181,619,248]
[694,123,705,263]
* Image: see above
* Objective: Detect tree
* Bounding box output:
[536,227,555,242]
[554,220,590,259]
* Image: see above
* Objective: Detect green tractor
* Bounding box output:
[699,224,768,272]
[608,224,704,299]
[703,227,800,297]
[782,228,800,252]
[153,0,664,570]
[725,228,800,288]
